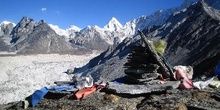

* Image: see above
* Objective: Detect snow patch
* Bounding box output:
[49,24,68,36]
[0,21,16,26]
[67,25,81,32]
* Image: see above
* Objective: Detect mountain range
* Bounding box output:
[2,0,217,54]
[73,0,220,81]
[0,0,220,78]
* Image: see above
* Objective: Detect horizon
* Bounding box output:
[0,0,184,29]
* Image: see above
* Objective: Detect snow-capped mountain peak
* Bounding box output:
[104,17,123,31]
[68,25,81,32]
[80,25,92,32]
[0,21,16,26]
[48,24,68,36]
[49,24,81,37]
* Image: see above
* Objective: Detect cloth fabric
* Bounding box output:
[173,65,193,79]
[193,77,215,90]
[30,85,75,107]
[173,67,194,89]
[75,85,97,100]
[31,87,49,107]
[23,100,29,109]
[74,81,107,100]
[94,81,107,89]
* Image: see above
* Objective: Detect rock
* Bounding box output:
[106,81,180,94]
[174,103,187,110]
[66,69,74,74]
[11,17,35,43]
[125,72,160,79]
[103,94,119,103]
[124,74,160,84]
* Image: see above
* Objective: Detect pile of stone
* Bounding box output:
[123,46,161,84]
[106,31,178,94]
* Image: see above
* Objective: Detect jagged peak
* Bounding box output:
[37,20,46,25]
[19,16,34,23]
[104,17,123,31]
[108,17,120,24]
[12,17,35,30]
[80,25,92,32]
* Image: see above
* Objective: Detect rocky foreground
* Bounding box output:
[1,83,220,110]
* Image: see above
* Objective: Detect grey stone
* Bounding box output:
[124,68,158,74]
[124,73,160,83]
[106,80,180,94]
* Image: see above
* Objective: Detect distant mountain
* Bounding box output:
[104,17,123,31]
[0,21,16,52]
[10,17,35,44]
[0,21,15,37]
[48,24,81,39]
[7,17,91,54]
[123,0,220,37]
[1,0,219,55]
[71,25,110,50]
[73,0,220,81]
[62,0,203,48]
[47,0,203,52]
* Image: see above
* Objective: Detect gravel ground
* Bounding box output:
[1,86,220,110]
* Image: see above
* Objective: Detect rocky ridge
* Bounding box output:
[0,0,207,54]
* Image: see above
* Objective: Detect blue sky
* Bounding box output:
[0,0,184,29]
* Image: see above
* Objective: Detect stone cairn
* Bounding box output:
[123,30,173,84]
[124,45,160,84]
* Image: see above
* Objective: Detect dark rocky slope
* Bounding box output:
[143,0,220,76]
[10,17,91,54]
[161,1,220,76]
[74,37,140,81]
